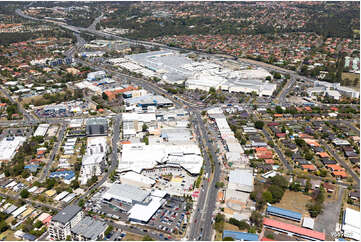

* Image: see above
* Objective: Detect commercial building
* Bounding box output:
[102,183,150,206]
[314,81,360,99]
[266,205,302,222]
[87,71,106,81]
[342,208,360,241]
[128,190,167,224]
[49,205,84,240]
[228,169,254,193]
[71,216,108,241]
[118,143,203,175]
[79,136,107,185]
[86,118,108,136]
[263,218,326,241]
[119,171,155,189]
[0,136,27,162]
[124,94,173,111]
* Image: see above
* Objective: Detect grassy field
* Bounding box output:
[123,232,144,241]
[275,190,311,217]
[224,222,244,232]
[215,231,222,241]
[342,72,359,90]
[0,230,19,241]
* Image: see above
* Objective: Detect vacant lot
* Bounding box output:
[275,190,311,217]
[0,230,19,241]
[342,72,359,90]
[123,232,144,241]
[224,222,245,232]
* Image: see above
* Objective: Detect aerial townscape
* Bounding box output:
[0,1,360,242]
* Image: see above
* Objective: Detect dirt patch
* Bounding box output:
[223,222,245,232]
[274,190,311,217]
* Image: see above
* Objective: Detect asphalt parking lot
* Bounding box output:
[146,197,187,237]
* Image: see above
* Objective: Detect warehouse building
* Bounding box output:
[34,124,50,137]
[266,205,302,222]
[0,136,27,162]
[342,208,360,241]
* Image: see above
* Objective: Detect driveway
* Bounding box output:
[314,186,344,240]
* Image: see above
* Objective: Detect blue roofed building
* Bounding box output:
[49,171,75,184]
[24,164,39,173]
[223,230,259,241]
[266,205,302,222]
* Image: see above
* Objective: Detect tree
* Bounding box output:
[66,235,72,241]
[268,175,289,189]
[266,76,272,81]
[223,237,234,241]
[45,178,56,189]
[20,189,30,199]
[255,121,264,130]
[78,199,85,208]
[214,213,225,232]
[215,182,224,188]
[262,191,273,203]
[250,211,263,228]
[105,225,113,237]
[289,182,302,192]
[269,185,284,203]
[142,235,154,241]
[0,220,9,233]
[285,149,293,158]
[228,218,250,230]
[142,123,148,132]
[275,106,283,114]
[71,180,79,189]
[273,72,282,79]
[34,220,43,229]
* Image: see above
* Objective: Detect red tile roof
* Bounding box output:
[261,237,275,241]
[263,218,326,241]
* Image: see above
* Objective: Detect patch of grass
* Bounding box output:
[341,72,359,90]
[215,231,223,241]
